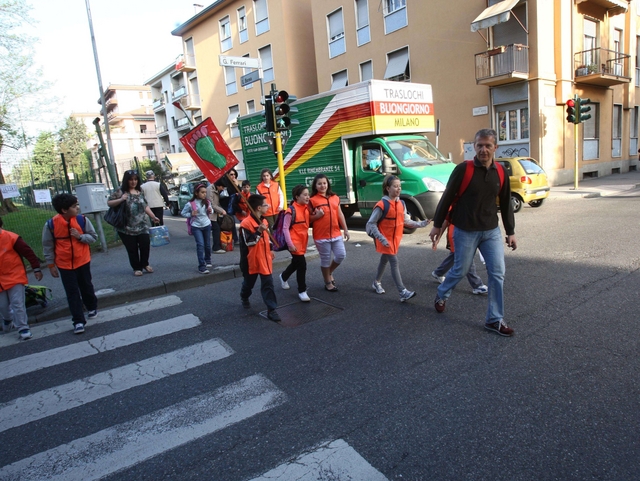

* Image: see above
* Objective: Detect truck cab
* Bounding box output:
[347,135,454,222]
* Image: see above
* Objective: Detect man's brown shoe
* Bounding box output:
[434,296,446,313]
[485,320,514,337]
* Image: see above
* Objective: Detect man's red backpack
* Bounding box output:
[446,160,505,221]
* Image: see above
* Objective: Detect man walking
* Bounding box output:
[141,171,169,225]
[429,129,517,336]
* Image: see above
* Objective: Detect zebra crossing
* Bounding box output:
[0,295,387,480]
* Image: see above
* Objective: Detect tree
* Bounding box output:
[31,131,57,184]
[58,116,90,176]
[0,0,49,213]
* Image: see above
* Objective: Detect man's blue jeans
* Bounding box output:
[436,226,505,324]
[191,224,212,269]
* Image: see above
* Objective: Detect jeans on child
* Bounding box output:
[192,224,212,269]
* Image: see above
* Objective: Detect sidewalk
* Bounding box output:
[26,215,318,324]
[24,169,640,323]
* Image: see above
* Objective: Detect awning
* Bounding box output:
[471,0,520,32]
[383,48,409,80]
[330,71,348,90]
[575,0,628,16]
[225,109,240,125]
[164,152,195,173]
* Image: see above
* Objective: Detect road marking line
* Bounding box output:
[0,314,201,382]
[249,439,388,481]
[0,295,183,348]
[0,374,286,481]
[0,339,233,433]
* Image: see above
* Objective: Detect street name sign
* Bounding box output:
[241,70,261,87]
[219,55,260,69]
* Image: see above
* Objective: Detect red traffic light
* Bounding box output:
[274,91,289,103]
[566,99,575,108]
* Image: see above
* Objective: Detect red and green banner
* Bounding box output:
[180,117,238,184]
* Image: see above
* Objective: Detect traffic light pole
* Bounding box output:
[270,84,288,206]
[573,123,579,190]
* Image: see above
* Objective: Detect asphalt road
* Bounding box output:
[1,192,639,481]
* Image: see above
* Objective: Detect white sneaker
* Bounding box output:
[400,289,416,302]
[372,281,385,294]
[298,291,311,302]
[19,329,32,340]
[472,285,488,295]
[213,249,226,254]
[279,274,290,290]
[431,271,445,284]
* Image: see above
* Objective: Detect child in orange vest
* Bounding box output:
[239,194,280,321]
[255,168,283,228]
[278,184,311,302]
[234,180,252,222]
[366,175,430,302]
[0,216,42,341]
[42,193,98,334]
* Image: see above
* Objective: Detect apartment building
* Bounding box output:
[97,84,159,177]
[145,63,200,174]
[170,0,317,178]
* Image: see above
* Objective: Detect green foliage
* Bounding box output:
[139,159,164,179]
[31,131,58,182]
[59,116,89,173]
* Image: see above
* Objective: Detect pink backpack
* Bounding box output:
[186,201,197,235]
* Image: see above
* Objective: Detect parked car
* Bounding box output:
[495,157,550,212]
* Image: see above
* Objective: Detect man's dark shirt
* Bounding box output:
[433,157,515,235]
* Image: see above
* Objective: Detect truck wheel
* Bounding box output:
[404,203,421,235]
[170,202,180,216]
[511,195,523,213]
[341,204,357,219]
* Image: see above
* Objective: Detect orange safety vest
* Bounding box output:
[240,215,272,275]
[310,194,342,241]
[0,230,28,292]
[374,199,404,255]
[50,214,91,270]
[288,202,310,255]
[256,182,280,217]
[236,192,251,221]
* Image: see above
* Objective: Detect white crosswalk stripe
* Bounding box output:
[0,374,287,481]
[0,295,183,347]
[0,338,234,433]
[0,314,201,381]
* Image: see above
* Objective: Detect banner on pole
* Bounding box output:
[179,118,239,184]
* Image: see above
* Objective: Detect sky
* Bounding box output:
[25,0,200,131]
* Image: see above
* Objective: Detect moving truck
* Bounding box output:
[238,79,455,225]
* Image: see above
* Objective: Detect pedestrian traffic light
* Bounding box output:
[273,90,299,132]
[566,98,577,124]
[577,97,592,123]
[263,94,275,133]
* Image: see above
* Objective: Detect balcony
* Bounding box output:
[175,54,196,73]
[174,117,191,131]
[157,124,169,136]
[184,94,201,110]
[574,48,631,87]
[152,98,165,111]
[172,86,187,101]
[474,44,529,86]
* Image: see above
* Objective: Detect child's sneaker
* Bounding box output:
[399,289,416,302]
[74,323,85,334]
[199,268,210,274]
[87,310,98,319]
[472,285,488,295]
[19,329,32,340]
[298,291,311,302]
[279,274,290,290]
[372,281,385,294]
[2,320,13,333]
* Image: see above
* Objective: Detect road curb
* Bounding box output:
[29,251,319,324]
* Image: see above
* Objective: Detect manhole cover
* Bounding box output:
[260,298,343,328]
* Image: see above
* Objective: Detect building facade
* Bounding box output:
[98,84,159,178]
[171,0,318,179]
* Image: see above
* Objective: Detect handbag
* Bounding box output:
[218,214,235,232]
[104,201,128,229]
[149,225,170,247]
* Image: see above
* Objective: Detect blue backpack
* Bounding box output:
[46,215,86,238]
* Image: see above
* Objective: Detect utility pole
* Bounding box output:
[85,0,118,189]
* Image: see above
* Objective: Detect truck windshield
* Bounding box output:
[387,139,450,167]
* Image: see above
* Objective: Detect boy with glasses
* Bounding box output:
[239,194,280,322]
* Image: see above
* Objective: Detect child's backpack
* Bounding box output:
[46,215,86,237]
[272,206,296,251]
[24,285,53,308]
[186,201,197,235]
[366,199,406,239]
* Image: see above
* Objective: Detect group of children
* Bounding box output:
[1,193,98,341]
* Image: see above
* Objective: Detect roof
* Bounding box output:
[171,0,229,36]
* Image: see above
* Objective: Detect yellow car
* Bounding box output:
[495,157,550,212]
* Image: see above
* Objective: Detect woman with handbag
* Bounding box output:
[107,170,160,276]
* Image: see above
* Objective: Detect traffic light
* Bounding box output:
[273,90,299,132]
[263,94,275,133]
[566,98,577,124]
[577,97,592,123]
